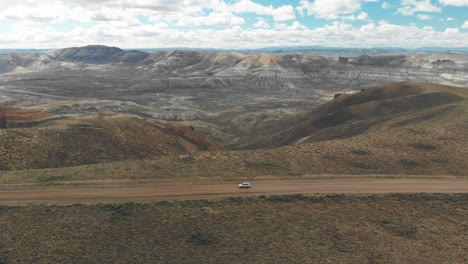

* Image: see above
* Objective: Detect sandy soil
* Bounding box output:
[1,178,468,204]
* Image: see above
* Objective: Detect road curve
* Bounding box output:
[1,178,468,204]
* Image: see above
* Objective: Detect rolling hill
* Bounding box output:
[238,82,468,149]
[1,81,466,184]
[0,114,220,171]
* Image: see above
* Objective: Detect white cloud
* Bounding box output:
[357,12,370,20]
[342,12,370,21]
[297,0,376,19]
[2,21,468,49]
[447,17,455,21]
[0,3,92,23]
[0,0,468,49]
[397,0,442,15]
[120,0,209,13]
[253,19,270,29]
[0,0,296,24]
[417,14,433,20]
[177,12,245,27]
[382,2,393,8]
[274,23,288,30]
[213,0,296,21]
[289,21,307,30]
[271,5,296,21]
[438,0,468,6]
[444,27,460,35]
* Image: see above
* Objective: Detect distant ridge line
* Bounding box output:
[2,45,468,55]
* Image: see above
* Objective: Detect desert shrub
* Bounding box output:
[189,230,217,246]
[180,155,195,163]
[224,197,245,204]
[155,200,171,207]
[98,203,140,217]
[447,169,466,176]
[0,205,12,212]
[399,159,419,167]
[289,194,306,200]
[244,160,277,169]
[380,219,418,238]
[268,195,294,202]
[0,256,8,264]
[38,175,70,182]
[268,194,306,202]
[351,149,371,155]
[351,161,378,169]
[409,142,437,150]
[245,197,255,203]
[431,158,450,163]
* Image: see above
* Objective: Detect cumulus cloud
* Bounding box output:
[289,21,308,30]
[0,3,92,23]
[120,0,209,13]
[0,0,296,24]
[444,27,460,35]
[297,0,376,19]
[397,0,442,15]
[274,23,288,30]
[0,0,467,49]
[2,20,468,49]
[176,12,245,27]
[253,19,270,29]
[213,0,296,21]
[438,0,468,6]
[271,5,297,21]
[417,14,433,20]
[382,2,393,8]
[342,12,370,21]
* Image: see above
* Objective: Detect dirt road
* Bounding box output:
[1,178,468,204]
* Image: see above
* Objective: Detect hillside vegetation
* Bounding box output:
[237,82,468,149]
[0,194,467,263]
[0,116,220,171]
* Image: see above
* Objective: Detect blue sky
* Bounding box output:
[0,0,467,49]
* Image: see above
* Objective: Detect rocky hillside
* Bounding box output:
[239,82,468,149]
[53,45,149,64]
[0,114,220,171]
[0,104,59,128]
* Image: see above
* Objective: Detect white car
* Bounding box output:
[238,182,251,188]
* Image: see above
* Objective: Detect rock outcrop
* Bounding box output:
[0,104,57,128]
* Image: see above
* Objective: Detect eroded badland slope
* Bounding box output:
[1,82,466,184]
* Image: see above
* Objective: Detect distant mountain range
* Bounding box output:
[1,46,468,55]
[0,49,49,54]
